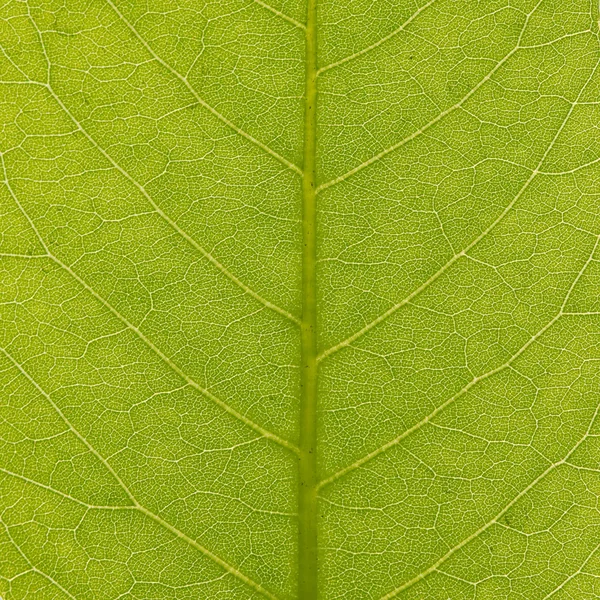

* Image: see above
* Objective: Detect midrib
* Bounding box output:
[299,0,319,596]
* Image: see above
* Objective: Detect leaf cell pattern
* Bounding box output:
[1,0,600,599]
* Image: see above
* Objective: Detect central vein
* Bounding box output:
[299,0,319,596]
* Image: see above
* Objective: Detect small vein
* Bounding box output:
[541,540,600,600]
[0,523,78,600]
[0,345,139,504]
[0,158,299,456]
[0,347,282,600]
[5,8,294,324]
[317,51,600,363]
[539,153,600,175]
[0,467,134,510]
[317,232,600,491]
[316,312,557,490]
[51,252,300,454]
[252,0,306,30]
[315,0,548,193]
[38,82,301,326]
[316,170,528,362]
[0,253,47,259]
[316,0,437,76]
[105,0,303,175]
[378,400,600,599]
[136,506,282,600]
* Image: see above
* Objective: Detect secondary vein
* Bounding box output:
[0,346,281,600]
[44,82,302,327]
[106,0,303,176]
[1,156,298,456]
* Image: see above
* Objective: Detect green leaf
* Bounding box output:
[1,0,600,599]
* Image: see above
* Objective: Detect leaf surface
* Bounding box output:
[1,1,600,599]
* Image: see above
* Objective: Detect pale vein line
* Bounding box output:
[0,80,40,85]
[38,83,301,327]
[317,233,600,491]
[52,253,299,454]
[315,0,557,193]
[316,0,437,76]
[317,50,600,363]
[21,6,300,323]
[105,0,303,175]
[252,0,306,30]
[0,159,299,455]
[0,253,47,259]
[379,399,600,599]
[0,523,79,600]
[519,28,595,49]
[0,467,135,510]
[539,153,600,175]
[0,347,282,600]
[316,166,529,361]
[541,541,600,600]
[7,9,298,327]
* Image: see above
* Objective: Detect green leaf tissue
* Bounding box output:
[1,0,600,598]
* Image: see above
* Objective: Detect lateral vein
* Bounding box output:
[378,399,600,599]
[0,347,283,600]
[0,525,79,600]
[540,541,600,600]
[317,49,600,363]
[253,0,306,30]
[0,159,299,456]
[315,0,554,193]
[39,81,301,327]
[316,0,437,76]
[316,55,600,488]
[0,467,135,510]
[105,0,303,176]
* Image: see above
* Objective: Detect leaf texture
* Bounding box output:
[1,0,600,599]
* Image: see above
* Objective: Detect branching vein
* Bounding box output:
[0,346,283,600]
[1,155,299,456]
[106,0,303,176]
[315,0,562,193]
[317,51,600,363]
[378,399,600,599]
[316,0,437,75]
[318,232,600,490]
[252,0,306,30]
[41,82,301,326]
